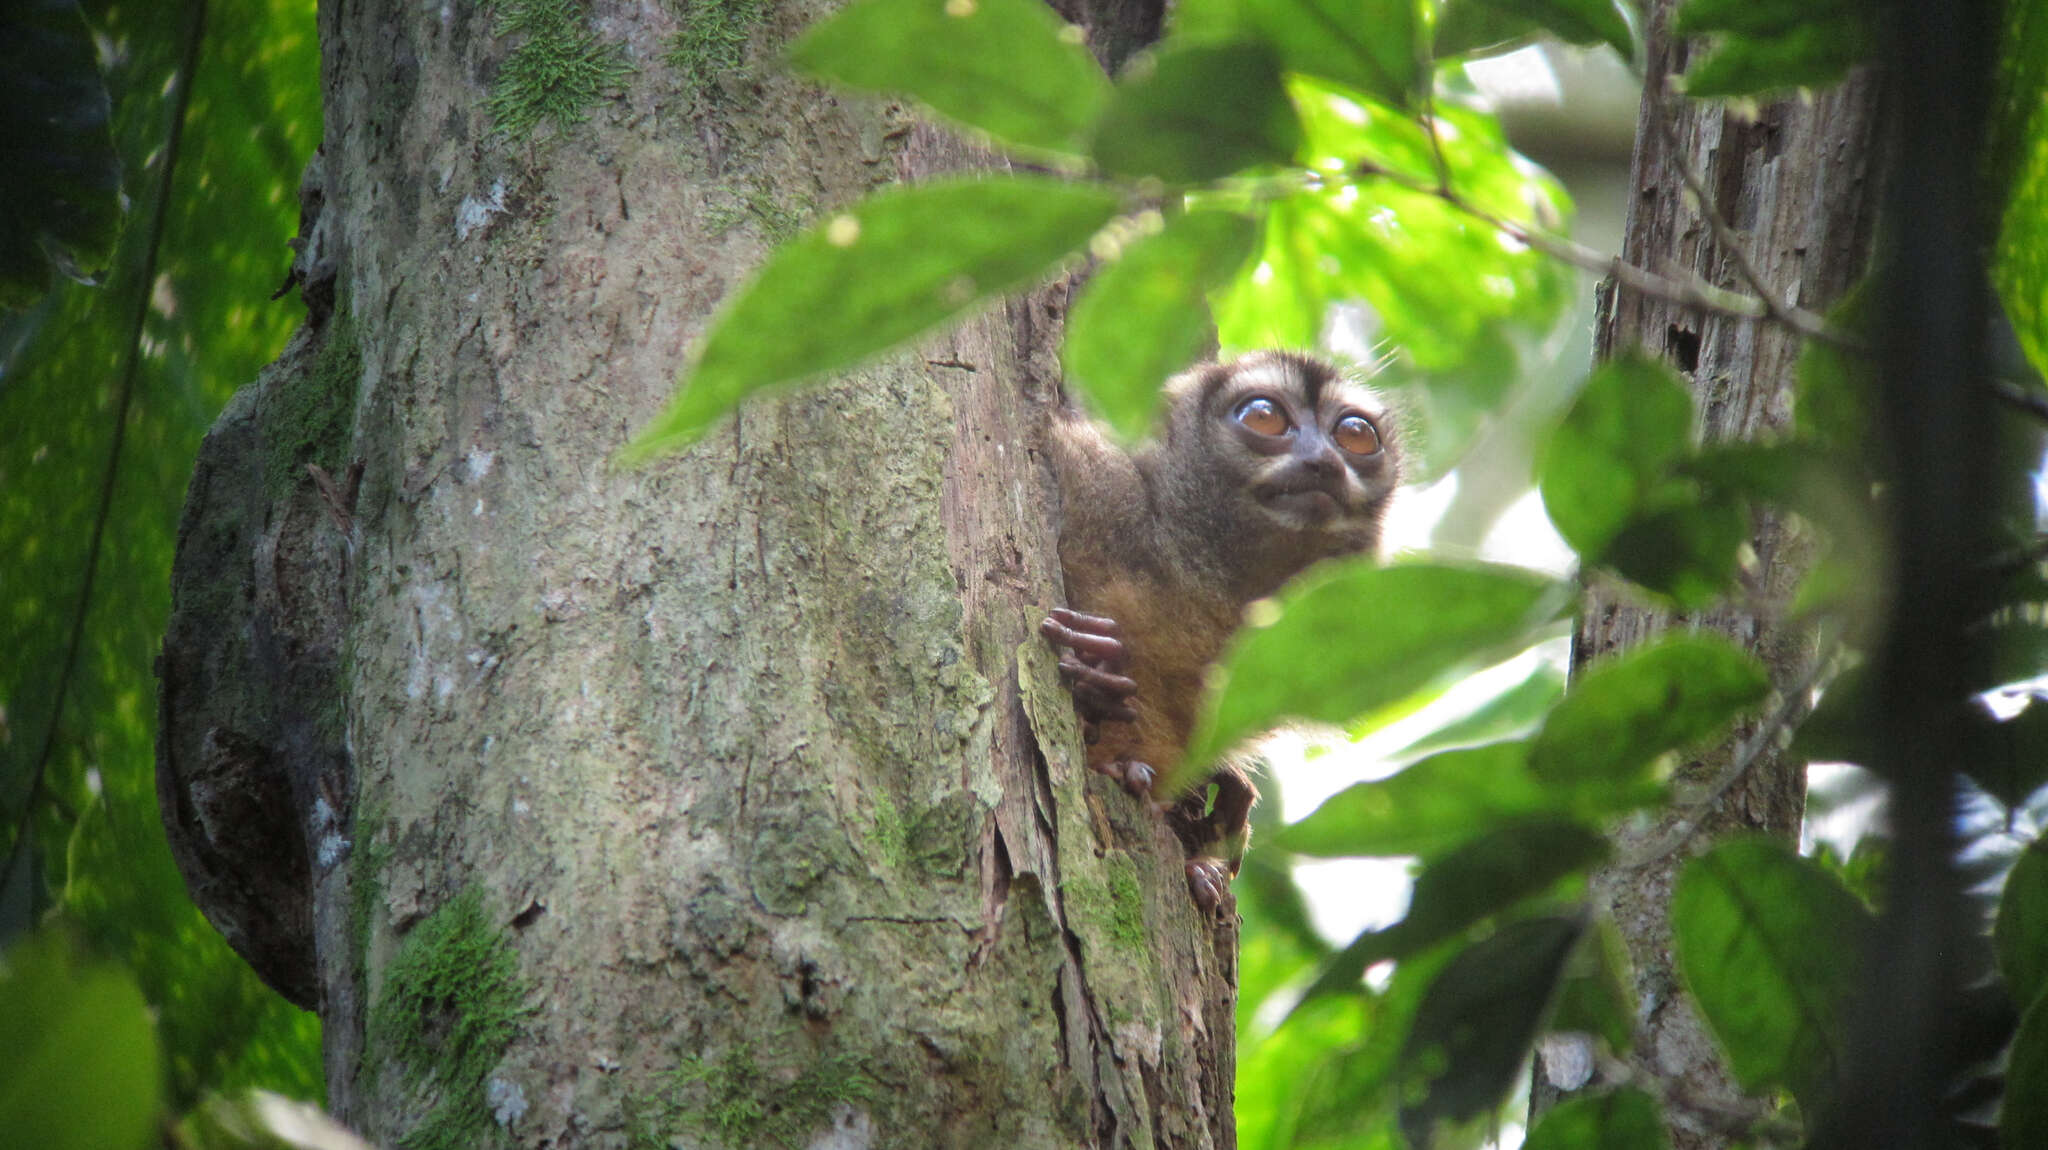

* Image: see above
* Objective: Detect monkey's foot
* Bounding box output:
[1041,608,1139,724]
[1185,857,1232,915]
[1087,756,1163,805]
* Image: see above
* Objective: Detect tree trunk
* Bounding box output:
[1534,4,1884,1146]
[156,2,1240,1147]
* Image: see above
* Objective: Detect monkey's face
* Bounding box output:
[1198,353,1400,535]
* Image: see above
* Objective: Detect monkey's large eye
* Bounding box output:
[1234,397,1290,437]
[1334,413,1382,456]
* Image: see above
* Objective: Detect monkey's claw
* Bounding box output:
[1086,756,1161,803]
[1185,858,1231,915]
[1041,608,1139,724]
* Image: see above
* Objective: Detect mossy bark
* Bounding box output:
[159,0,1241,1146]
[1534,3,1885,1147]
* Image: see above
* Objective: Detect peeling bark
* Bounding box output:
[1535,4,1885,1146]
[158,0,1238,1146]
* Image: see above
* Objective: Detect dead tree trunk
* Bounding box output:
[1538,4,1884,1146]
[156,1,1238,1146]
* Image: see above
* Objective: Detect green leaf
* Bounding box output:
[1538,354,1695,559]
[785,0,1111,161]
[1063,209,1259,440]
[1522,1088,1669,1150]
[1182,560,1568,777]
[2006,991,2048,1150]
[1173,0,1423,106]
[1599,496,1749,607]
[1997,839,2048,1013]
[1279,742,1549,858]
[626,176,1121,458]
[1673,836,1872,1113]
[1399,915,1584,1146]
[1437,0,1633,60]
[0,0,124,307]
[1549,917,1637,1055]
[1675,0,1876,100]
[1213,79,1575,382]
[1530,634,1769,786]
[0,932,162,1150]
[1384,657,1566,764]
[1292,819,1605,1011]
[1089,41,1302,183]
[1994,63,2048,384]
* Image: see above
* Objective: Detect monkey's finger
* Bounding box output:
[1068,681,1140,724]
[1184,858,1228,915]
[1057,656,1138,700]
[1040,614,1128,666]
[1047,607,1124,638]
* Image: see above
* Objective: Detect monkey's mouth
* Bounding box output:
[1255,484,1347,524]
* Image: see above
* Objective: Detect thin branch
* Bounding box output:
[1621,651,1839,870]
[0,1,210,878]
[1342,160,1860,349]
[1993,376,2048,423]
[1647,80,1809,331]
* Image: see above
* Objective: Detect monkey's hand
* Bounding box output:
[1040,608,1139,725]
[1040,608,1160,800]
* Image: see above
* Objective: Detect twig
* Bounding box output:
[1993,376,2048,423]
[1648,80,1811,333]
[1343,161,1860,349]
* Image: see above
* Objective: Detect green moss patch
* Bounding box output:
[264,310,359,503]
[631,1042,876,1149]
[666,0,768,100]
[484,0,633,140]
[367,886,534,1150]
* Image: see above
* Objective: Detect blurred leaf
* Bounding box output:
[1438,0,1633,59]
[1600,497,1748,606]
[1398,914,1584,1146]
[1214,79,1574,377]
[1997,839,2048,1014]
[1976,704,2048,810]
[1279,738,1660,858]
[1292,819,1604,1012]
[1538,354,1694,559]
[2007,991,2048,1150]
[1676,0,1875,98]
[1989,0,2048,218]
[1183,559,1568,777]
[1064,209,1259,440]
[626,176,1120,458]
[1172,0,1422,106]
[1,0,323,1106]
[1522,1087,1669,1150]
[1090,41,1301,183]
[786,0,1110,161]
[1531,634,1769,786]
[1993,62,2048,382]
[1280,742,1545,858]
[1278,941,1461,1147]
[1385,656,1565,763]
[0,0,123,308]
[1673,836,1872,1113]
[178,1090,375,1150]
[1549,917,1636,1054]
[0,931,162,1150]
[1434,2,1541,57]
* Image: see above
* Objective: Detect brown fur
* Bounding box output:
[1044,351,1403,890]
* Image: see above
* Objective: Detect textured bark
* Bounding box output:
[1535,4,1885,1146]
[157,1,1240,1147]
